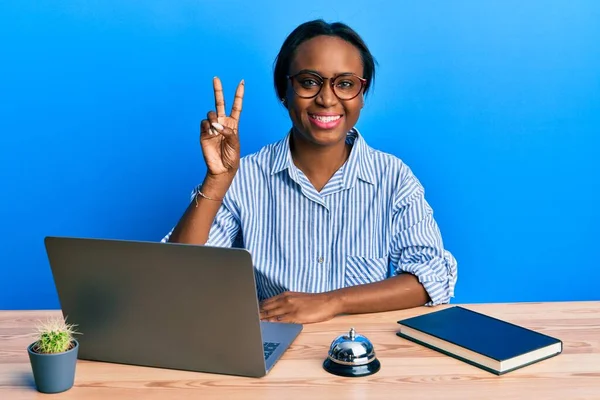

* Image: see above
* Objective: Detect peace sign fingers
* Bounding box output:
[213,76,245,124]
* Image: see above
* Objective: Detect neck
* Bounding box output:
[289,130,351,191]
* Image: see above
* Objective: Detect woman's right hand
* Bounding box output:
[200,77,245,178]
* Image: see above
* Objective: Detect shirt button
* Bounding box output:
[318,256,324,264]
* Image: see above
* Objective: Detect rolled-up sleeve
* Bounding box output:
[389,170,457,306]
[160,185,241,248]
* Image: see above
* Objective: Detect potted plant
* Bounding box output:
[27,316,80,394]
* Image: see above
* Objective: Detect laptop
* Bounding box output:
[44,236,303,378]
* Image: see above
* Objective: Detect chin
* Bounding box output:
[302,128,347,146]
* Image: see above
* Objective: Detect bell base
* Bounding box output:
[322,358,381,377]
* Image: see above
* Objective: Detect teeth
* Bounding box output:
[312,115,341,122]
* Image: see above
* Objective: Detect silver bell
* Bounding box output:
[323,327,381,377]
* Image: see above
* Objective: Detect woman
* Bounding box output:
[163,19,457,324]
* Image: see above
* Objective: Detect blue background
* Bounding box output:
[1,1,599,310]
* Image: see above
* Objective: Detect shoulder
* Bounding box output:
[226,136,286,196]
[234,137,285,180]
[239,139,282,169]
[357,132,414,183]
[356,131,424,205]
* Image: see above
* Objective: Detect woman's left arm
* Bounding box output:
[332,195,457,316]
[260,273,428,323]
[335,169,458,314]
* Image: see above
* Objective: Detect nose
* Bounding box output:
[315,80,338,108]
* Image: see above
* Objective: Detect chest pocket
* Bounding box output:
[345,255,389,286]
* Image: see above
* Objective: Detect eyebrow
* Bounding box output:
[296,69,321,75]
[292,69,356,77]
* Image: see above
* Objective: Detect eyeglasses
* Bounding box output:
[287,71,367,100]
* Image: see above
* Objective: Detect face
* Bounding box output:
[285,35,365,148]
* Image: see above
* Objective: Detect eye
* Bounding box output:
[336,80,355,89]
[300,78,320,88]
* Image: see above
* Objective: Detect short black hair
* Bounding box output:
[273,19,377,101]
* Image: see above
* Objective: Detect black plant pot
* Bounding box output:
[27,340,79,394]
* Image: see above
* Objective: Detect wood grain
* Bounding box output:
[1,302,599,399]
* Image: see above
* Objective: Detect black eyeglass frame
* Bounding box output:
[286,71,367,100]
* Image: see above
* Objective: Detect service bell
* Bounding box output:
[323,327,381,377]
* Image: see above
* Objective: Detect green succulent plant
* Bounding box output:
[33,317,80,354]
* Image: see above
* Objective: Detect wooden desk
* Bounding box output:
[1,302,599,399]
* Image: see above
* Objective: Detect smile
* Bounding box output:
[309,114,342,122]
[308,114,343,130]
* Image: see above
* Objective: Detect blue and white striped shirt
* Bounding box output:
[162,128,457,305]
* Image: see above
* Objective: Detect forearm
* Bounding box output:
[330,274,430,315]
[168,174,233,245]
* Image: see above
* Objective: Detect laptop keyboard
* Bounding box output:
[263,342,281,360]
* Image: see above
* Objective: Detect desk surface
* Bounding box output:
[1,301,599,399]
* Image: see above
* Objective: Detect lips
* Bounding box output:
[308,113,343,130]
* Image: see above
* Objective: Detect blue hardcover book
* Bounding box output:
[396,306,562,375]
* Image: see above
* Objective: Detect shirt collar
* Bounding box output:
[270,130,294,176]
[270,128,376,186]
[343,128,376,187]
